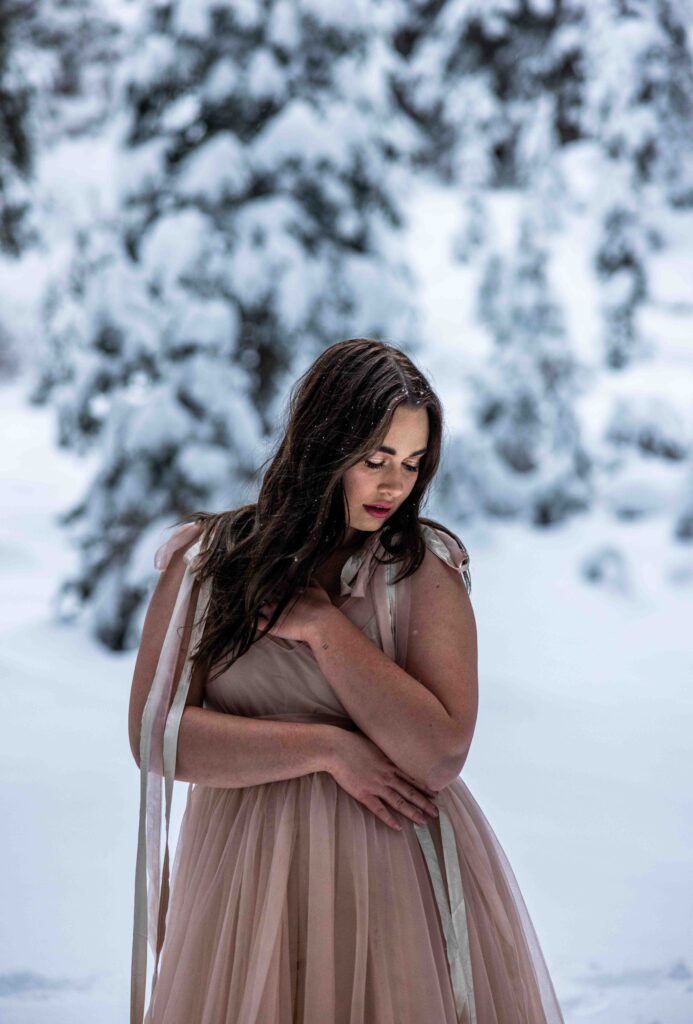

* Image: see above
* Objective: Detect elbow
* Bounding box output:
[426,730,473,792]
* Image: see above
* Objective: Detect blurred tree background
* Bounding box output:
[1,0,692,650]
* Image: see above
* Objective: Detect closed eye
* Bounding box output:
[365,459,419,474]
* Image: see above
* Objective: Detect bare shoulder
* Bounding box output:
[404,521,476,664]
[408,541,471,617]
[413,524,472,589]
[407,520,471,597]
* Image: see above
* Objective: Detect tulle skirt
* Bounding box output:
[145,771,564,1023]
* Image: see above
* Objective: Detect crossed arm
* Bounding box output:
[129,542,478,793]
[305,545,478,790]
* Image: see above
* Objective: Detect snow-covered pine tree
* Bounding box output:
[30,0,125,143]
[584,0,693,208]
[390,0,693,370]
[599,394,690,522]
[583,0,693,371]
[388,0,586,189]
[0,0,124,253]
[443,207,592,526]
[592,191,657,370]
[0,0,37,258]
[32,0,420,650]
[580,0,693,539]
[674,461,693,542]
[0,0,124,378]
[389,0,693,543]
[0,0,48,378]
[387,0,593,526]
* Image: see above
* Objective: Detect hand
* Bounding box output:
[258,577,336,644]
[326,729,440,832]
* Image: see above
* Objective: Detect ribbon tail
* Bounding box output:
[152,575,214,990]
[131,556,206,1023]
[414,811,478,1024]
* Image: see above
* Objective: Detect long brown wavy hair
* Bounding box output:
[174,337,461,682]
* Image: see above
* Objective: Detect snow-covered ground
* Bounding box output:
[1,373,692,1022]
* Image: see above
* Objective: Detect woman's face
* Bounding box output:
[341,404,429,544]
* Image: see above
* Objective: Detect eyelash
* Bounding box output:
[364,459,419,474]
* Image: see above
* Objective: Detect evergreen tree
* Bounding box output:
[593,191,656,370]
[0,0,37,257]
[582,0,693,540]
[30,0,125,142]
[0,0,123,254]
[391,0,693,539]
[442,208,592,526]
[583,0,693,206]
[388,0,586,188]
[388,0,595,528]
[674,460,693,542]
[32,0,419,650]
[0,0,123,377]
[584,0,693,370]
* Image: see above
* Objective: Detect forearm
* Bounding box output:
[139,706,341,788]
[307,608,460,789]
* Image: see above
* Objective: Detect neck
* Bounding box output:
[340,527,373,550]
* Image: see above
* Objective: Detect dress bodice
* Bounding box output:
[204,559,382,722]
[200,520,471,724]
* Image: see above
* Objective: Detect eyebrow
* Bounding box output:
[377,446,428,457]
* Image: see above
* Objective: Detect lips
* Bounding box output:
[363,503,393,518]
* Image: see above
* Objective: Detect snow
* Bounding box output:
[177,133,250,199]
[1,1,693,1018]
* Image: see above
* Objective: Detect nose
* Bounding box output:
[378,467,405,500]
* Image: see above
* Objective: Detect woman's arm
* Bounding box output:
[128,540,341,787]
[306,546,478,791]
[172,708,340,788]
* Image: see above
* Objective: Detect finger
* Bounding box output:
[388,780,438,818]
[369,796,403,832]
[385,787,432,824]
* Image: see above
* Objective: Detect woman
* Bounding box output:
[128,338,565,1023]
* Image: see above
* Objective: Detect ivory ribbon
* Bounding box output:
[131,532,210,1024]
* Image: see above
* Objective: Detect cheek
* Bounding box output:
[342,467,369,503]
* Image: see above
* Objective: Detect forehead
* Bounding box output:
[379,405,429,450]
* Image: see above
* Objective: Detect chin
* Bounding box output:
[360,514,387,528]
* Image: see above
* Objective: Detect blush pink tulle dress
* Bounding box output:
[130,520,565,1024]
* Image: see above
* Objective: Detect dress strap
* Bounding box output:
[371,556,396,661]
[418,522,471,596]
[131,522,210,1024]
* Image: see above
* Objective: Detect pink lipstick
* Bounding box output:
[363,504,392,519]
